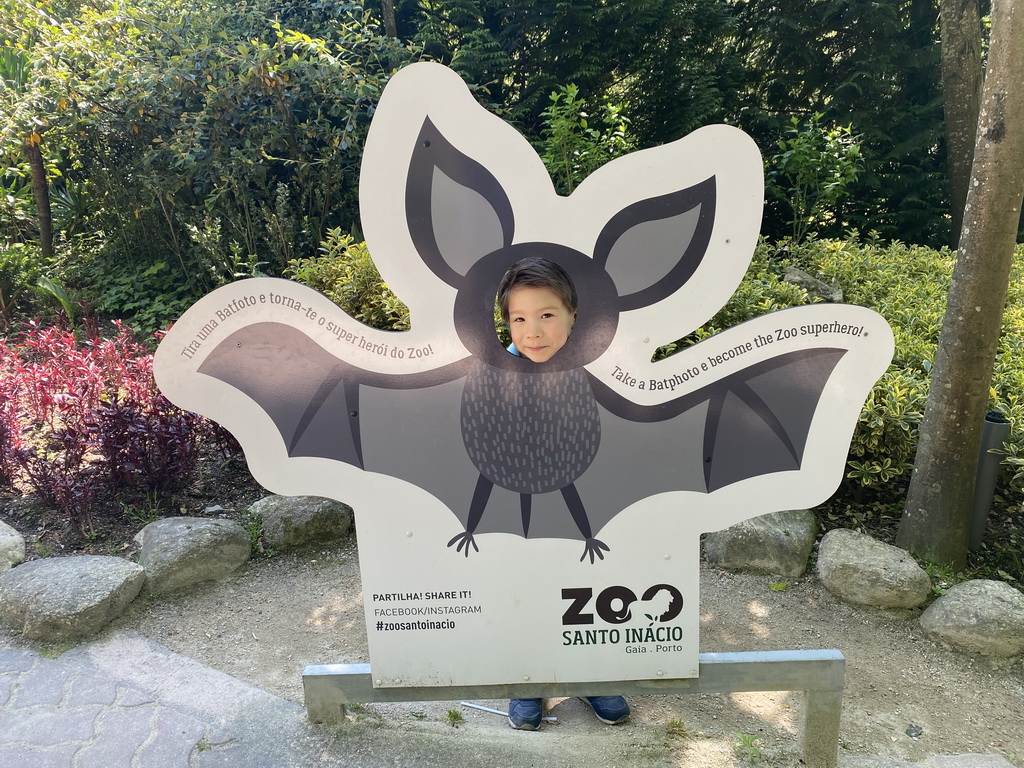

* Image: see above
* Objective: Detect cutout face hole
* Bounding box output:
[495,257,578,363]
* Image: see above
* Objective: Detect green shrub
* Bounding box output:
[766,114,863,243]
[3,0,416,331]
[538,84,636,195]
[0,243,43,327]
[84,257,198,339]
[287,230,410,331]
[804,236,952,375]
[0,171,35,247]
[846,368,926,490]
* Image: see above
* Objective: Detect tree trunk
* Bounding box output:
[22,135,53,261]
[940,0,984,247]
[381,0,398,40]
[898,0,1024,569]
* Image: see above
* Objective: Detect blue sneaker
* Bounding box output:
[582,695,630,724]
[508,698,543,730]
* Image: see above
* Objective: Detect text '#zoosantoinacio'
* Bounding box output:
[375,619,455,632]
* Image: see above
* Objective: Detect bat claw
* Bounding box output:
[447,530,479,556]
[580,537,610,564]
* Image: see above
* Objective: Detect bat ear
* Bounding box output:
[405,117,515,288]
[593,176,716,312]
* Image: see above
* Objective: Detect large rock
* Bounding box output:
[919,579,1024,657]
[248,495,353,550]
[138,517,251,594]
[0,556,145,640]
[783,266,843,302]
[703,509,818,577]
[816,529,931,608]
[0,519,24,572]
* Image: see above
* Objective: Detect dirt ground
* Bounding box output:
[92,537,1024,768]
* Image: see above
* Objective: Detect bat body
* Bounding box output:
[462,363,599,494]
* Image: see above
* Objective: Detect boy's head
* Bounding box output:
[497,257,578,363]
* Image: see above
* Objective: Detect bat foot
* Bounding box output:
[580,537,610,564]
[447,530,480,557]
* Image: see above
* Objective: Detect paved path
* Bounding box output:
[1,631,1017,768]
[0,632,327,767]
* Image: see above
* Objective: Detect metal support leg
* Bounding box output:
[802,688,843,768]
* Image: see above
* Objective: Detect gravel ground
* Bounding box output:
[84,541,1024,767]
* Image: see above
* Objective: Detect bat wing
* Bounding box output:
[577,347,848,536]
[198,322,364,466]
[196,321,472,475]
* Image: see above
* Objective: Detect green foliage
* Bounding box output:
[85,256,197,338]
[792,237,953,492]
[445,708,464,727]
[989,252,1024,493]
[734,732,762,764]
[36,275,75,323]
[494,303,511,348]
[0,169,35,245]
[616,0,743,144]
[407,0,513,98]
[286,230,410,331]
[923,561,961,596]
[0,242,42,325]
[1,0,418,330]
[242,511,275,558]
[664,717,694,739]
[119,490,164,528]
[767,114,863,243]
[732,0,948,246]
[846,369,925,490]
[399,0,952,247]
[538,84,636,194]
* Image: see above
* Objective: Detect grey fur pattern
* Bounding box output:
[462,363,599,494]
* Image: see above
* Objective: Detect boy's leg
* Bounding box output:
[581,696,630,724]
[508,698,543,730]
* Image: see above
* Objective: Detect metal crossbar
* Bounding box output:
[303,649,845,768]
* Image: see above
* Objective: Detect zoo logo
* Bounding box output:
[561,584,684,626]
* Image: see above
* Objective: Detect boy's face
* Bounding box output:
[507,285,576,363]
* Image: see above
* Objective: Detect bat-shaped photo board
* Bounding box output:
[154,62,894,687]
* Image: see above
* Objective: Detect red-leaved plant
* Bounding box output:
[0,321,206,536]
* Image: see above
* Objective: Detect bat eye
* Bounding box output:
[422,140,431,147]
[350,411,358,418]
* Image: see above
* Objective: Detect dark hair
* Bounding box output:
[496,256,578,324]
